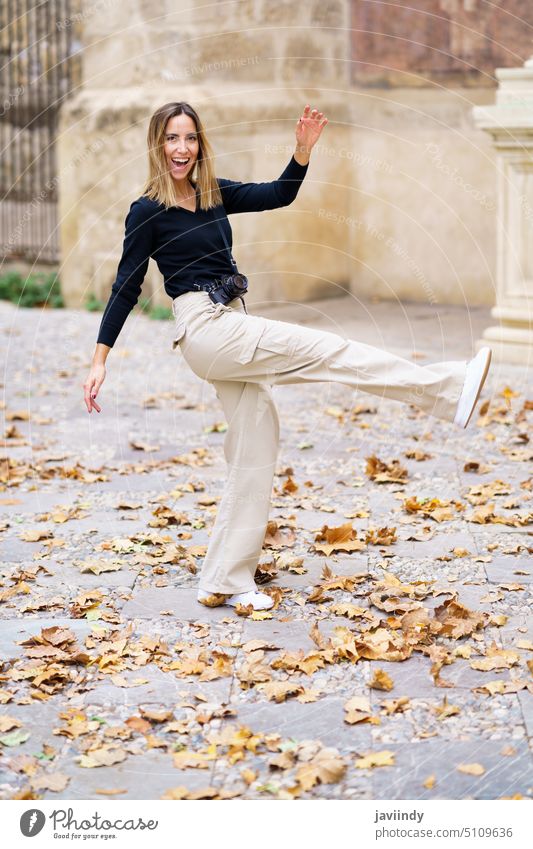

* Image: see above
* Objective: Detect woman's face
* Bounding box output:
[163,113,200,184]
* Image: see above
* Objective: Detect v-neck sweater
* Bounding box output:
[96,154,309,348]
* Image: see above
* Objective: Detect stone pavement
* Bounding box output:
[0,294,531,800]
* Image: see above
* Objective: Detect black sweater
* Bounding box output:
[96,154,309,348]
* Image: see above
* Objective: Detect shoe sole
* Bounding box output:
[462,347,492,428]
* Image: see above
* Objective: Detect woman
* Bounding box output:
[83,101,492,612]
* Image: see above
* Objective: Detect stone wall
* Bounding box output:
[58,0,352,310]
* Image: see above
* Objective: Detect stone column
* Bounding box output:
[472,57,533,364]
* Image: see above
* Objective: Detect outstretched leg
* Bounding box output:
[183,304,469,424]
[198,378,280,596]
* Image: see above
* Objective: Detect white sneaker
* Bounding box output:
[454,347,492,429]
[197,589,274,610]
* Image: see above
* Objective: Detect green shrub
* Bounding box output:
[138,297,172,320]
[0,270,64,308]
[138,297,151,314]
[148,304,173,320]
[0,271,173,322]
[85,293,106,312]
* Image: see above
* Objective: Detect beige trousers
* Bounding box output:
[171,291,467,595]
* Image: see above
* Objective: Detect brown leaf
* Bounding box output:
[369,669,394,691]
[79,747,127,768]
[312,522,366,556]
[296,748,346,790]
[366,455,408,484]
[0,716,22,733]
[256,681,305,703]
[30,772,70,792]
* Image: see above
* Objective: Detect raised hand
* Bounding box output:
[295,104,328,153]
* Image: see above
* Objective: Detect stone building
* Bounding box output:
[6,1,533,359]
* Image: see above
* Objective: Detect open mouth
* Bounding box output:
[171,158,191,170]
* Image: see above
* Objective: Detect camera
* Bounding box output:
[208,272,248,305]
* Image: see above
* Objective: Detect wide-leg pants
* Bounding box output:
[171,291,468,595]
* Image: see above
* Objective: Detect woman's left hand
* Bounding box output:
[295,105,328,153]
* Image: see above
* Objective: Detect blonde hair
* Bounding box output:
[141,102,222,210]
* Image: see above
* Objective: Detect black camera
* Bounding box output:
[208,272,248,305]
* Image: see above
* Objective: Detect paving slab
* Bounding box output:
[78,666,233,708]
[369,738,533,800]
[0,617,98,658]
[121,588,238,622]
[39,748,220,801]
[235,696,373,750]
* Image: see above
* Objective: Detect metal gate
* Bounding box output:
[0,0,81,264]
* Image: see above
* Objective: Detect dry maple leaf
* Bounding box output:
[457,762,485,776]
[434,696,461,720]
[308,621,333,651]
[256,681,305,703]
[355,750,395,769]
[271,650,328,676]
[296,747,346,791]
[78,747,127,769]
[380,697,410,715]
[369,669,394,691]
[469,645,520,671]
[403,496,462,522]
[433,598,487,639]
[366,455,408,484]
[465,480,512,505]
[263,520,296,549]
[237,653,273,687]
[318,563,369,590]
[311,523,366,556]
[172,749,215,769]
[329,603,377,625]
[343,695,377,725]
[354,628,413,662]
[19,528,53,542]
[197,592,228,608]
[365,526,398,546]
[0,716,22,733]
[368,591,424,615]
[29,773,70,793]
[270,750,296,770]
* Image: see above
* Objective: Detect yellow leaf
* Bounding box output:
[457,762,485,776]
[355,750,395,769]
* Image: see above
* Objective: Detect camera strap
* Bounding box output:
[213,211,238,271]
[212,210,247,313]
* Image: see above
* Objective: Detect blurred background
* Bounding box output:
[1,1,532,362]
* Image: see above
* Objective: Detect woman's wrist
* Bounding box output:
[293,145,311,166]
[93,343,110,365]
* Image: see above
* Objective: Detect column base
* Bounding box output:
[476,324,533,364]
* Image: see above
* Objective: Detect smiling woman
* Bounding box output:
[83,100,491,613]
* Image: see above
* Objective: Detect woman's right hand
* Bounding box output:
[83,363,106,413]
